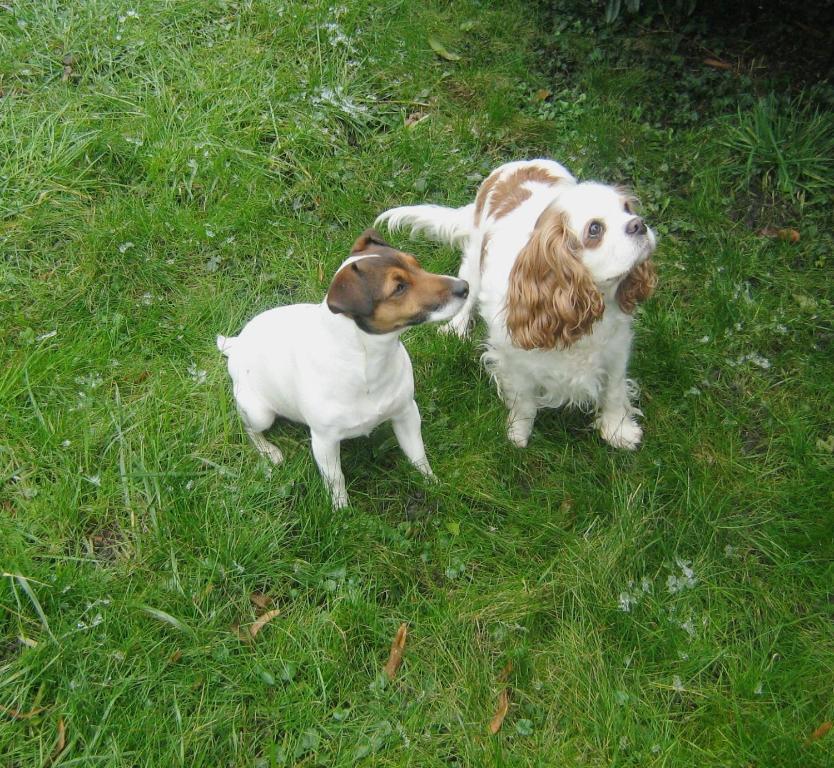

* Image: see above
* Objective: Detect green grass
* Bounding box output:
[2,1,833,765]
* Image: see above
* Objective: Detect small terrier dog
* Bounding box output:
[377,159,657,450]
[217,229,469,508]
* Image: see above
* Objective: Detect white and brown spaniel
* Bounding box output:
[376,159,657,449]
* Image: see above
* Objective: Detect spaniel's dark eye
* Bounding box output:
[588,221,603,238]
[393,282,407,296]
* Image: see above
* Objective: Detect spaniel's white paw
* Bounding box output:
[507,418,534,448]
[597,414,643,450]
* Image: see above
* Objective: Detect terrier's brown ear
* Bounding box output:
[326,261,374,317]
[351,228,393,254]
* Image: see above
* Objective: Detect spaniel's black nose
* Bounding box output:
[626,217,647,236]
[452,279,469,299]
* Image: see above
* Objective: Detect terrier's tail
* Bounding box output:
[216,334,236,357]
[375,203,475,247]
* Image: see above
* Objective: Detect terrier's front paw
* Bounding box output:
[597,414,643,450]
[331,491,350,510]
[413,459,438,483]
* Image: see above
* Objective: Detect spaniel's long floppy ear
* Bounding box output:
[616,259,657,313]
[506,206,604,350]
[327,261,374,317]
[351,228,393,254]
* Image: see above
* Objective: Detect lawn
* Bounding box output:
[2,0,833,765]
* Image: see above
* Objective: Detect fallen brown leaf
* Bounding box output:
[704,57,732,70]
[777,228,800,243]
[757,226,800,243]
[383,622,408,680]
[804,721,832,745]
[169,649,183,664]
[44,717,67,767]
[249,608,281,638]
[497,660,513,683]
[533,89,551,101]
[61,54,75,82]
[249,591,273,611]
[0,704,46,720]
[231,622,254,644]
[489,689,510,734]
[405,111,428,127]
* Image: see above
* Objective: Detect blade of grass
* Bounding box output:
[139,605,194,635]
[12,574,57,643]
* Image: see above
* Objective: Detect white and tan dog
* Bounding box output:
[376,159,657,450]
[218,229,469,508]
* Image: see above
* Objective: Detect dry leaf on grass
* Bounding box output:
[44,717,67,767]
[0,704,46,719]
[169,649,183,664]
[703,57,733,70]
[250,608,281,638]
[804,721,832,745]
[55,717,66,750]
[383,623,408,680]
[489,689,510,734]
[533,89,551,101]
[757,226,800,242]
[405,111,429,127]
[231,622,253,644]
[249,592,273,611]
[61,54,75,82]
[497,660,513,683]
[231,607,280,643]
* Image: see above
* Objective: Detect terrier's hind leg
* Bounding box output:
[235,386,284,464]
[245,428,285,465]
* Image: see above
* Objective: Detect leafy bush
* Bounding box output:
[720,95,834,210]
[603,0,696,23]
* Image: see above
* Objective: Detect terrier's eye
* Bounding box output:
[393,282,407,296]
[624,201,634,214]
[588,221,603,238]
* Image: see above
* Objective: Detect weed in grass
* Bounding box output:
[720,94,834,212]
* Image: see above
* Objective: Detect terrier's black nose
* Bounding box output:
[626,217,647,236]
[452,279,469,299]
